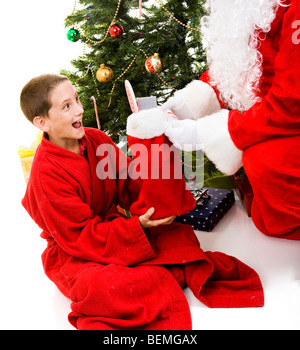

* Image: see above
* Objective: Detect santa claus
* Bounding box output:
[127,0,300,240]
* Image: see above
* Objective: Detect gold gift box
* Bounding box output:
[19,155,34,184]
[17,131,43,184]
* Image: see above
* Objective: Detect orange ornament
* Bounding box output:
[145,53,163,74]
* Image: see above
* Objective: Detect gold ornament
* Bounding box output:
[96,64,114,83]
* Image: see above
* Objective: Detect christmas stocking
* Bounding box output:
[127,108,196,220]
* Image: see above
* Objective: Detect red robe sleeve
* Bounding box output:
[37,174,155,266]
[228,1,300,150]
[94,130,143,211]
[24,132,155,266]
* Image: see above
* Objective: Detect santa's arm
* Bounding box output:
[164,110,243,175]
[160,77,222,120]
[166,2,300,174]
[228,2,300,150]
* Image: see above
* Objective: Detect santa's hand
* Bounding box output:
[161,80,221,120]
[165,119,201,152]
[161,94,195,120]
[139,208,175,229]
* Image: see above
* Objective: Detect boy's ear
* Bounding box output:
[33,116,49,132]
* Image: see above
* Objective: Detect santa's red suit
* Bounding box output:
[127,0,300,240]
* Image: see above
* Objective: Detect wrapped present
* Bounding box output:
[175,188,235,232]
[17,131,43,184]
[234,174,254,217]
[19,154,35,184]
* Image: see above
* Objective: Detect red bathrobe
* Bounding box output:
[200,1,300,239]
[22,128,263,330]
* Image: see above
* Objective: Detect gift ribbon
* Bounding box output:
[139,0,142,18]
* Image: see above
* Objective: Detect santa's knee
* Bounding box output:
[242,142,300,239]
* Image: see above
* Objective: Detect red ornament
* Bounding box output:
[109,23,124,38]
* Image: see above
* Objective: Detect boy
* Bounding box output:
[20,74,264,330]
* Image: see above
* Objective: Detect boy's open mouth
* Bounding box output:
[72,120,82,129]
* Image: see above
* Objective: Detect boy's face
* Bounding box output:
[39,80,85,147]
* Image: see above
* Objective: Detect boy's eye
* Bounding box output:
[64,103,70,110]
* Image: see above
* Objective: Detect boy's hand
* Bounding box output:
[139,208,176,229]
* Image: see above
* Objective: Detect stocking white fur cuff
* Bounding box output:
[199,109,243,175]
[178,80,221,119]
[127,108,172,139]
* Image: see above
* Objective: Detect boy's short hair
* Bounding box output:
[20,74,69,123]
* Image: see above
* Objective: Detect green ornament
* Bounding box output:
[67,28,80,42]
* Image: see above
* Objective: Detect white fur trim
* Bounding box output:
[127,108,172,139]
[197,110,243,175]
[176,80,221,120]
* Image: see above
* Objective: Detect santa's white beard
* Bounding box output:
[201,0,282,111]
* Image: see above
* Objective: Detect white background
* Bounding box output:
[0,0,299,330]
[0,0,82,330]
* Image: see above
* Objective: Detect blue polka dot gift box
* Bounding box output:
[175,188,235,232]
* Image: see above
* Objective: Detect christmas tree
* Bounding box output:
[62,0,207,142]
[63,0,235,189]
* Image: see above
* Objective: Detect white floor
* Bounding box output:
[187,199,300,330]
[1,158,299,330]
